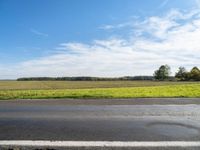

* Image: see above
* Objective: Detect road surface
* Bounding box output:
[0,98,200,150]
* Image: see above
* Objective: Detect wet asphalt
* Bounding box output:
[0,98,200,150]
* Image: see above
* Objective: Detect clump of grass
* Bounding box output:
[0,84,200,100]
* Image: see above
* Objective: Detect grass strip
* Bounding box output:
[0,84,200,100]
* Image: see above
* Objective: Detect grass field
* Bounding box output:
[0,81,197,90]
[0,81,200,99]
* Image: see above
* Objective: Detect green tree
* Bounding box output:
[189,67,200,81]
[154,65,171,80]
[175,67,188,81]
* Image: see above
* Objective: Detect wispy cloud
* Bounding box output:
[158,0,169,8]
[196,0,200,8]
[30,28,48,37]
[1,9,200,79]
[99,20,137,30]
[99,25,115,30]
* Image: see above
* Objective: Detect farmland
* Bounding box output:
[0,81,200,99]
[0,81,197,90]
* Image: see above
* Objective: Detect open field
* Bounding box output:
[0,81,198,90]
[0,82,200,99]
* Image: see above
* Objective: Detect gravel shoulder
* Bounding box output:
[0,98,200,105]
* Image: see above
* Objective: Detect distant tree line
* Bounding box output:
[17,65,200,81]
[17,76,154,81]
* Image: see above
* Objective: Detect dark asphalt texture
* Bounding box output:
[0,98,200,150]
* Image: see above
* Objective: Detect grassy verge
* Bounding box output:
[0,84,200,100]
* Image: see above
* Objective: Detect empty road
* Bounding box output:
[0,98,200,150]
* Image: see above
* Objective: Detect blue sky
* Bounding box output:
[0,0,200,79]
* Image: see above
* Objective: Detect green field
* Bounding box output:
[0,81,200,99]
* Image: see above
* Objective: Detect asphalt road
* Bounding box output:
[0,98,200,150]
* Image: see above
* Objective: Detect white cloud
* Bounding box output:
[1,9,200,79]
[99,21,136,31]
[30,28,48,37]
